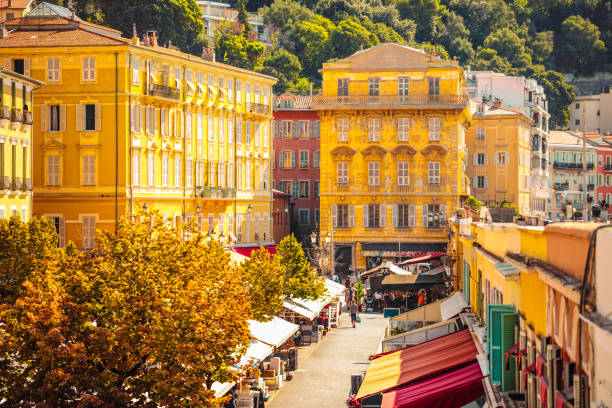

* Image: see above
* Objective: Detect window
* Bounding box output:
[311,121,320,138]
[397,162,409,185]
[161,153,168,187]
[13,59,24,75]
[337,118,349,142]
[300,151,309,168]
[246,122,251,144]
[84,104,96,131]
[279,151,295,168]
[314,180,320,198]
[82,57,96,81]
[49,105,60,131]
[496,152,508,165]
[398,204,411,228]
[575,119,580,125]
[338,78,348,96]
[428,162,440,184]
[49,216,65,247]
[474,153,486,165]
[428,118,440,141]
[147,151,155,186]
[82,155,95,185]
[6,12,14,20]
[575,103,580,109]
[365,204,381,228]
[132,152,140,186]
[368,118,380,142]
[428,77,440,95]
[82,216,96,249]
[47,58,60,82]
[174,154,181,186]
[425,204,444,228]
[474,175,487,189]
[186,159,192,187]
[315,209,320,224]
[337,162,348,184]
[335,204,349,227]
[47,155,60,185]
[476,128,485,140]
[397,118,409,141]
[368,162,380,186]
[207,115,213,141]
[398,77,409,96]
[291,181,299,198]
[313,151,320,168]
[368,78,380,96]
[236,119,242,143]
[299,209,310,224]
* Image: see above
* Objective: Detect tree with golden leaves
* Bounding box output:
[240,248,285,321]
[0,211,251,407]
[276,234,326,300]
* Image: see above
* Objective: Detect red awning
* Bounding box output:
[233,246,276,258]
[355,329,479,400]
[381,362,484,408]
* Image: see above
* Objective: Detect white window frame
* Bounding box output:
[82,155,95,185]
[368,162,380,186]
[397,118,409,141]
[147,151,155,186]
[428,118,441,141]
[476,128,485,140]
[82,216,96,249]
[47,57,60,82]
[397,162,409,186]
[428,162,440,184]
[161,153,168,187]
[337,162,349,185]
[132,151,140,186]
[368,118,380,142]
[47,154,60,185]
[337,118,348,142]
[82,57,96,81]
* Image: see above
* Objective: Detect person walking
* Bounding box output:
[350,301,359,328]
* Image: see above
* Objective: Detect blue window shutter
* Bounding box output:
[501,312,519,392]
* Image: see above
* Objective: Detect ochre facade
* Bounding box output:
[313,44,471,274]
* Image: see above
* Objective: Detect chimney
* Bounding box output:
[202,46,215,62]
[493,98,502,108]
[0,23,7,39]
[132,23,137,40]
[146,30,158,47]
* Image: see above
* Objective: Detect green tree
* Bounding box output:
[532,70,575,128]
[0,212,251,407]
[215,30,266,70]
[288,20,334,77]
[276,234,326,300]
[471,48,513,74]
[241,248,285,321]
[236,0,252,36]
[556,15,607,75]
[396,0,442,42]
[483,27,528,66]
[261,0,316,31]
[260,47,302,93]
[529,31,555,66]
[330,18,379,59]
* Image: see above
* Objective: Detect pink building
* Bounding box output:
[594,134,612,215]
[272,93,320,243]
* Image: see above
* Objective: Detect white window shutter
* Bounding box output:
[59,104,66,132]
[95,103,101,131]
[484,176,488,188]
[392,204,398,227]
[24,58,30,77]
[40,104,48,132]
[380,204,386,227]
[440,204,447,222]
[58,217,66,247]
[494,153,499,165]
[505,152,509,164]
[290,151,295,168]
[76,104,83,131]
[422,204,428,227]
[409,204,415,227]
[161,108,166,136]
[362,204,368,227]
[278,152,283,168]
[140,106,144,132]
[331,205,337,227]
[473,176,477,188]
[154,108,159,134]
[473,153,477,166]
[349,204,355,227]
[130,105,135,132]
[484,153,488,165]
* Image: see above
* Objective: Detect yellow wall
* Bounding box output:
[315,44,471,272]
[1,41,275,248]
[466,110,532,215]
[0,69,38,222]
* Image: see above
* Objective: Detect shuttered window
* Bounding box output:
[174,154,181,187]
[47,155,60,185]
[147,151,155,186]
[47,58,60,82]
[82,155,95,185]
[132,152,140,186]
[337,162,349,185]
[397,162,409,186]
[368,118,380,142]
[82,216,96,249]
[428,118,441,141]
[397,117,409,141]
[337,118,348,142]
[161,153,168,187]
[82,57,96,81]
[428,162,440,184]
[368,162,379,186]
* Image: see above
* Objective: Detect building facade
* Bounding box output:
[466,101,536,215]
[547,131,597,220]
[272,189,290,244]
[465,69,550,215]
[0,66,41,221]
[0,0,34,22]
[0,2,275,248]
[196,1,271,46]
[569,91,612,134]
[272,93,320,242]
[594,134,612,213]
[313,43,470,275]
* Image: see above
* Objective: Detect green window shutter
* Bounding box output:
[501,312,519,392]
[487,304,515,384]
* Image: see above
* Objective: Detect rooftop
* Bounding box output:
[273,93,312,110]
[0,0,32,9]
[548,130,598,147]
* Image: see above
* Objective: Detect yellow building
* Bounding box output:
[0,2,275,249]
[0,0,34,22]
[0,66,41,222]
[312,44,470,273]
[466,102,534,215]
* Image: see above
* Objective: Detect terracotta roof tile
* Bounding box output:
[0,28,128,47]
[273,92,312,110]
[0,0,32,9]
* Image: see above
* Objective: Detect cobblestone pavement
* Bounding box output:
[267,311,387,408]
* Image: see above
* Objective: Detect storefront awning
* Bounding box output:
[282,279,343,320]
[239,339,274,366]
[233,246,276,258]
[248,316,299,347]
[397,254,436,265]
[381,318,460,353]
[362,261,413,278]
[380,361,484,408]
[355,329,478,400]
[440,291,469,321]
[362,242,447,258]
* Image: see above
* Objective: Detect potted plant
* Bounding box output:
[354,281,364,312]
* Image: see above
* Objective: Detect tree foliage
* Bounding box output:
[241,248,285,321]
[556,15,607,75]
[0,213,251,407]
[215,28,266,70]
[276,234,326,300]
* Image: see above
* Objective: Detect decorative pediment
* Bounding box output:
[330,145,358,160]
[361,145,388,160]
[41,138,66,150]
[421,144,448,155]
[390,145,417,156]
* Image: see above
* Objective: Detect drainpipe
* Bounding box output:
[114,52,119,233]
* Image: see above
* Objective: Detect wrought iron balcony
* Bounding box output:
[197,186,236,199]
[312,94,468,108]
[367,185,380,193]
[0,106,10,120]
[150,84,180,100]
[427,183,442,193]
[11,108,23,123]
[23,178,33,191]
[23,111,33,125]
[553,162,594,170]
[0,176,10,190]
[396,184,414,193]
[336,184,349,192]
[554,182,569,191]
[11,177,22,191]
[249,103,268,115]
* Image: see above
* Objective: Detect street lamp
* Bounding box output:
[310,231,317,245]
[142,203,148,212]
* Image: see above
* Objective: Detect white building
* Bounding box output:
[196,1,271,46]
[465,69,550,214]
[568,90,612,134]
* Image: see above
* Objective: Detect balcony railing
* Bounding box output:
[0,106,10,120]
[311,94,468,107]
[11,177,22,191]
[554,182,569,191]
[427,183,442,193]
[23,178,33,191]
[250,103,268,114]
[11,108,23,123]
[198,187,236,199]
[150,84,180,100]
[23,111,33,125]
[396,184,414,193]
[367,185,380,193]
[336,184,349,192]
[553,162,594,170]
[0,176,10,190]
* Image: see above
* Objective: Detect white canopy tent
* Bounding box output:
[248,316,299,347]
[282,279,346,320]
